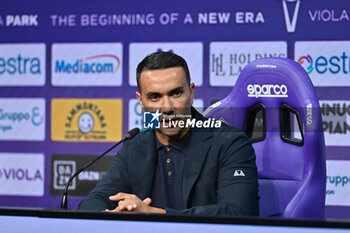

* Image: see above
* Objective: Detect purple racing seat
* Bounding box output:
[204,58,326,219]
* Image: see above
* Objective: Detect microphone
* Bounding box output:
[60,127,140,209]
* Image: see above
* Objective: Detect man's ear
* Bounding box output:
[136,91,144,111]
[190,83,195,105]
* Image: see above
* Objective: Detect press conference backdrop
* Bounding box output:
[0,0,350,219]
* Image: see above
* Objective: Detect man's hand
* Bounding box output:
[105,192,166,214]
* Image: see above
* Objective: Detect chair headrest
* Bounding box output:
[226,57,319,109]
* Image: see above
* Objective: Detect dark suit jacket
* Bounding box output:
[79,108,259,216]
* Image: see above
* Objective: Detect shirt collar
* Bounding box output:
[154,128,192,152]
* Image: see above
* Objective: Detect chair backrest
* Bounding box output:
[204,58,326,219]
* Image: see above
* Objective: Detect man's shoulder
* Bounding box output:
[208,122,249,144]
[193,107,250,145]
[123,129,154,148]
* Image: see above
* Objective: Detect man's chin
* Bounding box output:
[157,127,184,137]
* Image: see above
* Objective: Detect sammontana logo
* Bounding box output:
[51,99,122,142]
[65,102,106,131]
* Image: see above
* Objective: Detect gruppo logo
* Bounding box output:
[51,99,122,142]
[247,84,288,98]
[298,55,313,74]
[0,98,45,141]
[282,0,301,33]
[52,43,123,86]
[0,44,45,86]
[326,160,350,206]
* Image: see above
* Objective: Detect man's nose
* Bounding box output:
[160,96,174,114]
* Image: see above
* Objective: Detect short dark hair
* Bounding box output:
[136,51,191,92]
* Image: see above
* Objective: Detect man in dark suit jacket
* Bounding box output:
[78,52,259,216]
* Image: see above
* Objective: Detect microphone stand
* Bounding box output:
[61,128,140,209]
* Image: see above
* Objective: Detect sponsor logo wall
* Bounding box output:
[0,98,45,141]
[295,41,350,86]
[326,160,350,206]
[320,101,350,146]
[51,154,114,196]
[0,153,44,196]
[0,0,350,219]
[210,41,287,86]
[52,43,123,86]
[51,99,123,142]
[0,44,45,86]
[129,42,203,86]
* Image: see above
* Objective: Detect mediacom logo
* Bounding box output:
[0,153,44,196]
[55,54,120,74]
[0,44,45,86]
[0,98,45,141]
[52,43,123,86]
[295,41,350,86]
[51,99,123,142]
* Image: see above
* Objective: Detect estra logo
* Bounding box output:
[297,55,313,74]
[298,53,350,75]
[0,44,45,86]
[247,84,288,98]
[52,43,123,86]
[295,41,350,86]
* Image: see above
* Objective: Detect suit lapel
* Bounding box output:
[130,130,157,199]
[182,108,213,206]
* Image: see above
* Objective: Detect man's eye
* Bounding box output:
[150,95,159,101]
[173,91,182,97]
